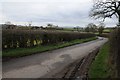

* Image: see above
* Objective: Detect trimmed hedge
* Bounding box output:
[97,33,110,38]
[109,28,120,77]
[2,30,95,49]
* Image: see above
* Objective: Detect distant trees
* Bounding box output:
[3,21,17,29]
[5,21,12,25]
[46,24,63,30]
[84,22,105,35]
[85,23,97,33]
[47,23,53,27]
[85,26,90,32]
[73,26,84,32]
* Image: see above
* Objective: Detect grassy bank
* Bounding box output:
[88,42,111,78]
[3,37,97,58]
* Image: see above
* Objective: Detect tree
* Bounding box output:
[85,23,97,33]
[98,22,105,35]
[47,24,53,27]
[84,26,90,32]
[5,21,12,25]
[28,21,32,27]
[74,26,81,32]
[88,23,97,33]
[90,0,120,26]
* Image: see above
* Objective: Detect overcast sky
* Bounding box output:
[0,0,118,27]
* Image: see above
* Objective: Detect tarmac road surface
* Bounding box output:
[3,37,108,78]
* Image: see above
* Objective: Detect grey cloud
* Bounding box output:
[1,0,117,27]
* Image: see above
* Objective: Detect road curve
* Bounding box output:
[3,38,108,78]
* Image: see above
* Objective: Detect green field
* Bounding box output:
[3,37,97,58]
[103,29,111,33]
[88,42,111,78]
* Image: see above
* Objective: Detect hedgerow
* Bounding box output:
[109,28,120,77]
[2,30,95,49]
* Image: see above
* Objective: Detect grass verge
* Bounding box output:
[3,37,97,58]
[88,42,111,78]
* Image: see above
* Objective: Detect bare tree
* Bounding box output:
[90,0,120,26]
[89,23,97,32]
[5,21,12,25]
[28,21,32,27]
[47,24,53,27]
